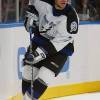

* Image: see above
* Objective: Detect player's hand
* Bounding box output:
[23,47,47,65]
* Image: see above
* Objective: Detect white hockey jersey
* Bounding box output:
[29,0,79,55]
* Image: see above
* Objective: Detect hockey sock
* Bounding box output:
[27,78,47,99]
[22,79,31,95]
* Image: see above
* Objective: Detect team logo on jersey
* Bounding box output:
[70,21,77,32]
[40,15,58,40]
[40,15,55,32]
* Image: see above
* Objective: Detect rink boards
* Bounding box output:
[7,81,100,100]
[0,22,100,100]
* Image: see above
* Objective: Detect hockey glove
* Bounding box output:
[24,47,47,65]
[24,5,39,34]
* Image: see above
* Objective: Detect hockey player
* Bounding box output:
[22,0,79,99]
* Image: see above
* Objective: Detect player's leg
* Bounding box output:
[23,66,55,99]
[22,42,39,100]
[24,52,68,99]
[22,65,39,99]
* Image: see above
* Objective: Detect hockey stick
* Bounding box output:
[29,27,34,100]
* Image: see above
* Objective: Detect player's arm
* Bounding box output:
[29,0,53,4]
[29,0,53,14]
[49,6,79,55]
[24,3,39,33]
[67,5,79,34]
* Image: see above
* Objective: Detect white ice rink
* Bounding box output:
[51,92,100,100]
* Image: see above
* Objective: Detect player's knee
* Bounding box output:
[38,66,55,84]
[22,65,39,81]
[32,67,55,98]
[22,66,56,99]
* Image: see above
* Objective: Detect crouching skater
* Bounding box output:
[22,0,79,99]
